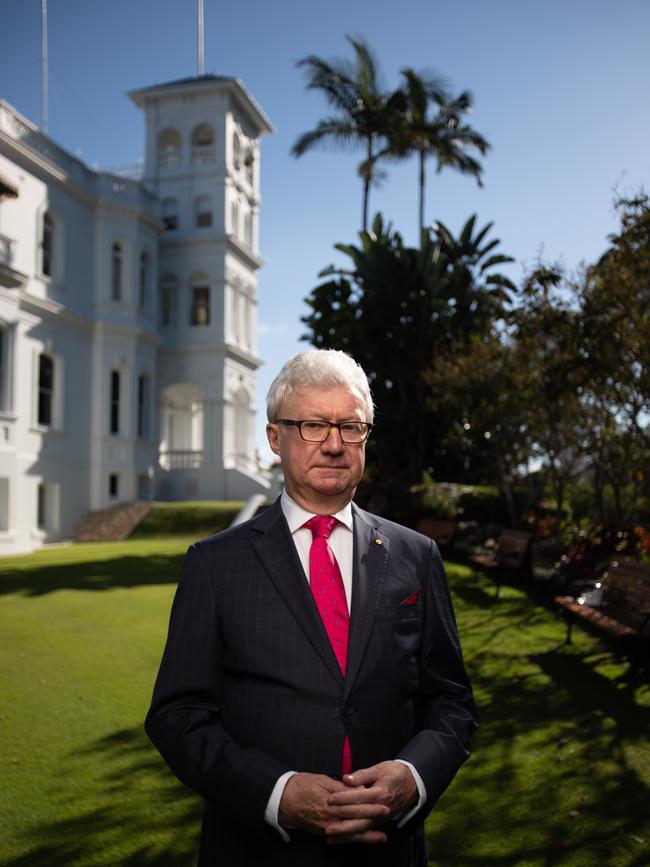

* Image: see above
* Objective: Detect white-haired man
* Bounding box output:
[146,349,478,866]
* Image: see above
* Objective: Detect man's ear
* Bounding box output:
[266,423,280,456]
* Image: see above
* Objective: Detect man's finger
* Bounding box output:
[327,784,385,806]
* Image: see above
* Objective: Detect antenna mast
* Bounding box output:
[41,0,48,132]
[197,0,205,76]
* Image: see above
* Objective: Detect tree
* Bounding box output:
[292,36,402,232]
[302,214,514,488]
[392,70,489,237]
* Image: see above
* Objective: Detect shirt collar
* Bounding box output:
[281,490,353,534]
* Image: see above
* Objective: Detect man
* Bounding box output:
[146,349,478,866]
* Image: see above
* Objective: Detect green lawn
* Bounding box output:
[1,541,648,866]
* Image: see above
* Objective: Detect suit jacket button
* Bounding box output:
[344,706,356,717]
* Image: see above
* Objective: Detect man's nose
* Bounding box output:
[320,425,345,452]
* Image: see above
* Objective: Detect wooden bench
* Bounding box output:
[554,559,650,666]
[416,518,457,549]
[470,528,533,596]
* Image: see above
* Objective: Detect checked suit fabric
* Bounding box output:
[305,515,352,775]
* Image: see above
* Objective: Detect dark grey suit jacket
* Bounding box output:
[146,498,478,866]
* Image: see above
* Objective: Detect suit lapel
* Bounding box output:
[344,504,389,699]
[250,499,344,685]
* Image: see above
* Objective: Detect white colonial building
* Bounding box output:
[0,74,273,554]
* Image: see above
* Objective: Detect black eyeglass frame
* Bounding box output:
[276,418,373,444]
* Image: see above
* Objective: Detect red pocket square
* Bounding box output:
[401,590,421,606]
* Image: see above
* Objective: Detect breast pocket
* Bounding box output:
[375,601,423,621]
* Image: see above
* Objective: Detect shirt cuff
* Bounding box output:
[394,759,427,827]
[264,770,297,842]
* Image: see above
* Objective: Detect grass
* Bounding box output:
[0,542,648,866]
[130,500,245,539]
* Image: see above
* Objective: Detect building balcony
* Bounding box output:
[159,449,204,470]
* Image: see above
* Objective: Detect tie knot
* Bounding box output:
[305,515,337,540]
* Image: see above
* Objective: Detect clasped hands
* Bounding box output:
[278,760,417,845]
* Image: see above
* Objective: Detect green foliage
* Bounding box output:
[302,213,515,489]
[130,500,245,539]
[2,544,648,865]
[292,35,404,230]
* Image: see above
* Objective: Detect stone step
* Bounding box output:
[72,501,153,542]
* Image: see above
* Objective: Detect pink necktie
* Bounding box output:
[305,515,352,775]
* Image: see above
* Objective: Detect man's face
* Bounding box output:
[266,385,368,513]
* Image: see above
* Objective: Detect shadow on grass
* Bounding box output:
[428,569,650,866]
[0,552,187,597]
[4,727,202,866]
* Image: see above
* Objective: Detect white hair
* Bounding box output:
[266,349,374,423]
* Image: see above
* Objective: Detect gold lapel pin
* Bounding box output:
[374,538,382,545]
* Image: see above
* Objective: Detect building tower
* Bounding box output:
[129,76,273,500]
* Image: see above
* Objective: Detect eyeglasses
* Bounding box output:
[276,419,373,444]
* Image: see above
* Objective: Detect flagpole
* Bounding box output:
[197,0,205,77]
[41,0,48,132]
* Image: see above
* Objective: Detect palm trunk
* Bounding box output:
[419,149,426,242]
[362,176,370,233]
[362,137,373,232]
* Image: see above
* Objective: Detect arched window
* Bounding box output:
[162,198,178,231]
[157,128,181,166]
[191,123,215,163]
[111,243,123,301]
[41,211,54,277]
[195,195,213,228]
[190,275,210,326]
[159,275,178,327]
[138,251,150,309]
[232,132,241,170]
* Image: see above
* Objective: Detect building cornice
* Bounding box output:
[128,76,273,136]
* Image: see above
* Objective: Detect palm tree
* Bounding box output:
[395,69,490,238]
[292,36,401,232]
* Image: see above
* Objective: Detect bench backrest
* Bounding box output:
[602,570,650,634]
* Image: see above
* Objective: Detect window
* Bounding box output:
[157,128,181,166]
[139,251,150,309]
[109,473,119,498]
[111,243,122,301]
[232,132,241,170]
[37,353,54,427]
[110,370,120,435]
[159,275,178,326]
[0,477,9,531]
[230,200,239,237]
[191,124,215,163]
[192,124,214,147]
[0,325,9,412]
[191,285,210,326]
[162,198,178,231]
[244,211,253,248]
[195,195,213,228]
[37,483,46,528]
[36,482,59,532]
[137,374,150,439]
[41,211,53,277]
[245,147,254,184]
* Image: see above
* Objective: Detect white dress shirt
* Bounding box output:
[263,492,426,839]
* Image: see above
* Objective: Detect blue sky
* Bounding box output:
[2,0,650,462]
